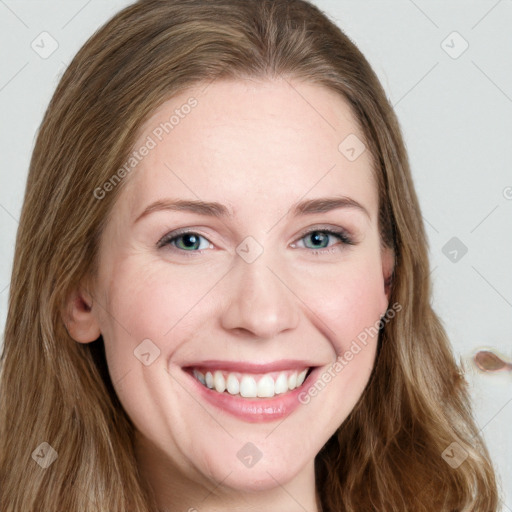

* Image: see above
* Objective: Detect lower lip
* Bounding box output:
[181,366,322,423]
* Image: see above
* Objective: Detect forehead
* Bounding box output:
[121,78,377,221]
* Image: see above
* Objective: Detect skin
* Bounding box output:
[66,78,394,512]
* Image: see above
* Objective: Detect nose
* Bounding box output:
[219,252,300,339]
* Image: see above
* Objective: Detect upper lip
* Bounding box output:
[182,359,318,373]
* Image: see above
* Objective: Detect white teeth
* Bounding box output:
[257,375,275,398]
[213,370,226,393]
[192,367,311,398]
[239,376,258,398]
[193,369,205,385]
[226,373,240,395]
[297,369,308,387]
[274,373,288,394]
[287,372,297,390]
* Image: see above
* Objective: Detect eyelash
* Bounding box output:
[157,226,355,257]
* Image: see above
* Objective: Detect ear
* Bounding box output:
[381,245,395,303]
[62,283,101,344]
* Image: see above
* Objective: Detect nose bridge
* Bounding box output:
[219,243,300,338]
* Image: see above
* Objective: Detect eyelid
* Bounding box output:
[294,224,355,245]
[156,227,213,249]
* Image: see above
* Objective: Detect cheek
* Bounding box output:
[296,262,385,425]
[295,257,386,350]
[100,258,211,339]
[96,257,224,382]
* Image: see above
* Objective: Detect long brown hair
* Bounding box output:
[0,0,500,510]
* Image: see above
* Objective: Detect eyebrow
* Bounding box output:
[134,195,370,224]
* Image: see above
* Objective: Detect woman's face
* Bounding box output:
[85,79,393,497]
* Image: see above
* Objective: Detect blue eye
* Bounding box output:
[157,227,354,256]
[158,231,212,252]
[296,228,353,253]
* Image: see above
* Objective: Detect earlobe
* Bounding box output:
[62,285,101,344]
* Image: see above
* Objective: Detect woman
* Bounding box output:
[0,0,500,510]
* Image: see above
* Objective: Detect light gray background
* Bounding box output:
[1,0,511,508]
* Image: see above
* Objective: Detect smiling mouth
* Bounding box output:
[188,367,314,398]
